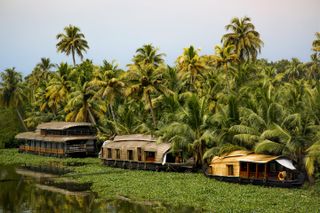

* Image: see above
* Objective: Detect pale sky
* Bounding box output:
[0,0,319,75]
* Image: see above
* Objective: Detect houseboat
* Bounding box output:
[16,122,97,157]
[204,150,304,187]
[100,134,193,171]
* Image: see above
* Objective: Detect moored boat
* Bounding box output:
[100,134,194,172]
[204,150,304,187]
[15,122,97,157]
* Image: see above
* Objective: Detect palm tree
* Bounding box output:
[65,81,106,124]
[159,93,214,168]
[56,25,89,66]
[211,45,238,92]
[125,64,168,129]
[36,57,55,78]
[132,44,165,68]
[64,60,105,124]
[45,63,72,116]
[90,60,125,122]
[177,46,207,91]
[222,16,263,62]
[305,140,320,180]
[312,32,320,53]
[0,67,28,130]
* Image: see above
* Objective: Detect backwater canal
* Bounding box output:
[0,165,198,212]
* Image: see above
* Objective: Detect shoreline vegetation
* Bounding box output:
[0,14,320,210]
[0,149,320,212]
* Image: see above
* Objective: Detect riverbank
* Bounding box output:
[0,149,319,212]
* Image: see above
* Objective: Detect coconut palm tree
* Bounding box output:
[312,32,320,53]
[36,57,55,79]
[56,25,89,66]
[64,81,106,124]
[159,93,214,168]
[222,16,263,62]
[0,67,28,130]
[132,44,165,69]
[211,44,238,92]
[90,60,125,122]
[46,63,73,115]
[64,60,105,124]
[125,64,169,129]
[177,46,207,91]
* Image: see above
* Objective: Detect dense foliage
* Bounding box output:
[1,19,320,181]
[0,149,319,212]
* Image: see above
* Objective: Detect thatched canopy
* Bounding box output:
[212,150,280,164]
[102,134,171,163]
[37,122,93,130]
[15,132,96,143]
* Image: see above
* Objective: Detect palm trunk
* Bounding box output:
[147,91,157,128]
[87,108,96,126]
[109,104,116,122]
[72,47,76,66]
[225,64,231,93]
[16,108,28,131]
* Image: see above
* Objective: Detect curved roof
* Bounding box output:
[15,132,96,143]
[113,134,156,142]
[103,134,171,155]
[212,150,281,164]
[37,122,93,130]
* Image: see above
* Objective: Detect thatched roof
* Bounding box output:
[113,134,156,142]
[15,132,96,143]
[103,134,171,154]
[212,150,280,164]
[37,122,93,130]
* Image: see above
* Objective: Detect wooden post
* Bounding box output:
[246,162,249,178]
[264,164,267,179]
[255,164,259,178]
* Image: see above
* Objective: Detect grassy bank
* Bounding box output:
[1,149,319,212]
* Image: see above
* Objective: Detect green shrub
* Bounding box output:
[0,108,22,148]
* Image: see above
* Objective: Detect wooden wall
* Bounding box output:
[211,160,240,177]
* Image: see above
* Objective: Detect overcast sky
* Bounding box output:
[0,0,319,76]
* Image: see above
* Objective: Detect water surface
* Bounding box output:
[0,165,197,212]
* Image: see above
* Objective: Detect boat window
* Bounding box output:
[116,149,121,159]
[249,163,256,172]
[128,150,134,160]
[227,165,234,176]
[137,148,142,161]
[107,148,112,158]
[145,151,156,162]
[270,162,276,172]
[240,162,247,172]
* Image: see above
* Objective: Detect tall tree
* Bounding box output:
[36,57,55,77]
[132,44,165,69]
[125,65,167,129]
[159,93,214,168]
[0,68,27,130]
[211,45,238,92]
[56,25,89,66]
[312,32,320,53]
[90,60,124,122]
[222,16,263,62]
[46,63,73,116]
[177,45,206,91]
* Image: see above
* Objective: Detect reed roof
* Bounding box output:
[15,132,96,143]
[113,134,156,142]
[212,150,281,164]
[37,122,93,130]
[103,134,171,153]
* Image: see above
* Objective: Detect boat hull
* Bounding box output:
[204,169,304,188]
[102,159,194,172]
